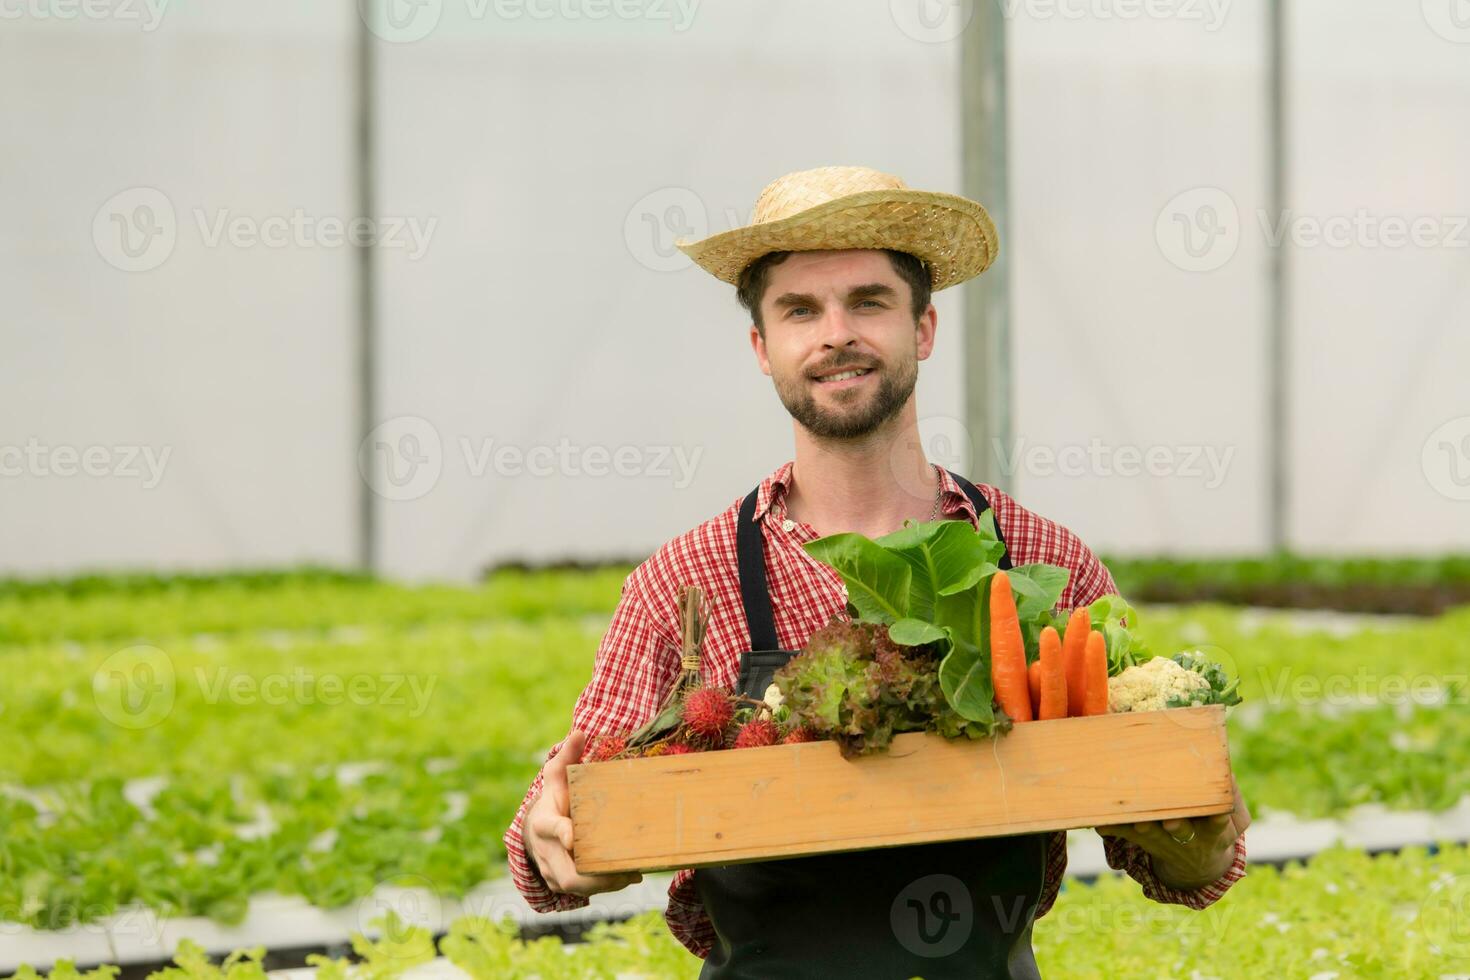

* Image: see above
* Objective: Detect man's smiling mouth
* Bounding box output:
[812,368,874,384]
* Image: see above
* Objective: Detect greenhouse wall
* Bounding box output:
[2,1,1467,581]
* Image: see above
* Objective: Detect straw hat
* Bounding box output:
[675,165,999,291]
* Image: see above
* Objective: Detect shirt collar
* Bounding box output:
[753,460,980,525]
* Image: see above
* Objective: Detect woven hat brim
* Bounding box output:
[675,188,999,291]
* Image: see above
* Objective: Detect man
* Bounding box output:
[504,165,1249,977]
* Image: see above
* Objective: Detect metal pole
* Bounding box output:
[961,2,1012,491]
[354,12,379,573]
[1267,0,1288,553]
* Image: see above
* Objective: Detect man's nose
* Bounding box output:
[818,306,860,348]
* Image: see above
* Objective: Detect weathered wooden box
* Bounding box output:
[568,705,1233,874]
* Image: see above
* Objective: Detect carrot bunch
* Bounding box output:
[993,570,1108,723]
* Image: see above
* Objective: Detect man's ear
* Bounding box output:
[915,304,938,361]
[750,324,772,376]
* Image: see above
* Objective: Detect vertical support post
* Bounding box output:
[1267,0,1289,553]
[961,3,1012,491]
[354,12,379,573]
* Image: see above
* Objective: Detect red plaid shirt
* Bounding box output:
[503,460,1248,959]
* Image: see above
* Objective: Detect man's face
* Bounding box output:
[750,250,936,440]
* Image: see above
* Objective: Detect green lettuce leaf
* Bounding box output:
[802,533,912,623]
[934,576,997,725]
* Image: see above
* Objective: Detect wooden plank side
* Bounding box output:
[569,705,1233,874]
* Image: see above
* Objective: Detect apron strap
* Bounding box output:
[737,487,780,652]
[945,470,1014,572]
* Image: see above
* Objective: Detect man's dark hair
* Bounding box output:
[735,249,933,337]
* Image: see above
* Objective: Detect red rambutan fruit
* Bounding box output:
[782,725,818,744]
[585,734,627,763]
[683,687,735,742]
[733,718,779,749]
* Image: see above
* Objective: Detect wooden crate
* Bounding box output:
[568,705,1233,874]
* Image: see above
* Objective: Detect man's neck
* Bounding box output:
[782,412,938,539]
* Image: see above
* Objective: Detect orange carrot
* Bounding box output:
[1038,625,1067,720]
[1027,659,1042,718]
[989,571,1032,723]
[1062,607,1090,717]
[1083,629,1109,716]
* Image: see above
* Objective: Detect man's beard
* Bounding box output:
[773,350,919,440]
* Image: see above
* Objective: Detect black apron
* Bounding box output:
[692,471,1048,980]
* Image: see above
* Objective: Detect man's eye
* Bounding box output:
[790,307,812,317]
[857,300,881,308]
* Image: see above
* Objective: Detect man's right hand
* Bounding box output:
[523,729,644,898]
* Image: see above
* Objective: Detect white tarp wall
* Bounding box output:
[367,1,968,578]
[0,3,362,575]
[1281,1,1470,553]
[2,0,1466,580]
[1008,1,1470,557]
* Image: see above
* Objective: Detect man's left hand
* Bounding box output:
[1095,774,1251,890]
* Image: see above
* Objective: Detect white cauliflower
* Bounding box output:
[1107,656,1212,713]
[763,681,784,712]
